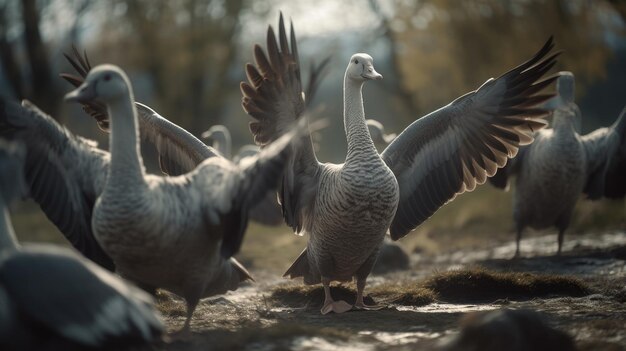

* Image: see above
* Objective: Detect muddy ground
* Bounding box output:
[150,231,626,351]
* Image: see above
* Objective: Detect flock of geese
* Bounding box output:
[0,13,624,349]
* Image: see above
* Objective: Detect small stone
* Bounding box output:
[372,241,410,274]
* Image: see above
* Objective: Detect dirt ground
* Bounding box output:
[151,231,626,351]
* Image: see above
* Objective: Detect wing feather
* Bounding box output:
[381,37,559,240]
[60,49,219,176]
[0,99,114,270]
[241,13,322,234]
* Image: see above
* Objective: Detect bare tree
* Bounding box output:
[0,3,24,99]
[22,0,61,115]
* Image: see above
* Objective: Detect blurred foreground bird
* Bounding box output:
[203,125,283,226]
[0,139,163,350]
[241,14,558,314]
[489,72,626,257]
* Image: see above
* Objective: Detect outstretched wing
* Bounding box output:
[582,105,626,199]
[381,37,559,240]
[0,99,114,270]
[60,48,219,176]
[135,103,219,175]
[194,119,309,257]
[240,13,321,233]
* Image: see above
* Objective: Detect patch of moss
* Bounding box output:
[422,267,591,303]
[155,291,186,317]
[369,283,436,306]
[270,268,592,308]
[270,284,375,307]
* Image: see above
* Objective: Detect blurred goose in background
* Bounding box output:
[489,72,626,257]
[0,64,301,334]
[367,119,396,147]
[203,125,283,226]
[241,14,558,314]
[202,125,233,159]
[0,139,163,350]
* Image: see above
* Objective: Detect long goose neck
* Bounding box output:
[343,76,378,162]
[552,104,580,137]
[107,95,146,188]
[214,131,232,159]
[0,197,18,251]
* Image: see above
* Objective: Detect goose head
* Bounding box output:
[201,125,232,158]
[0,139,27,203]
[65,64,130,104]
[345,53,382,82]
[201,125,230,144]
[542,71,580,132]
[367,119,396,145]
[556,71,574,105]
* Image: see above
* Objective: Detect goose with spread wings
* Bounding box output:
[0,140,163,350]
[0,45,326,272]
[241,14,558,314]
[489,72,626,257]
[0,64,301,333]
[60,46,328,178]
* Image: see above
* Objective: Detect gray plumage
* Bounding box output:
[203,125,283,226]
[1,64,299,332]
[61,46,328,179]
[241,15,558,313]
[489,72,626,256]
[0,139,162,350]
[59,47,328,231]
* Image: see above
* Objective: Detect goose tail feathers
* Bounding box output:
[283,248,309,281]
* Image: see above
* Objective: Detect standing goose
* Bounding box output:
[241,14,558,314]
[203,125,283,226]
[0,64,300,333]
[63,64,305,332]
[489,72,626,257]
[0,139,163,350]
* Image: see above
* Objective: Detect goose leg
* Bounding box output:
[354,277,383,310]
[513,226,523,259]
[556,229,565,256]
[171,300,198,339]
[353,250,383,310]
[320,277,352,315]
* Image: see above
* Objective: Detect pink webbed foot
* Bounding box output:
[321,300,353,315]
[354,301,385,311]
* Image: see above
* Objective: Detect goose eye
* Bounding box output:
[354,59,359,64]
[104,74,111,82]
